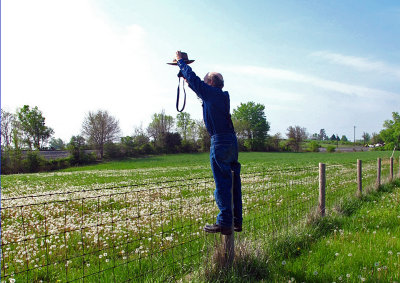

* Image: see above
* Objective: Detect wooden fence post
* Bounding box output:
[377,158,381,188]
[399,156,400,179]
[222,171,235,266]
[390,157,394,181]
[357,159,362,194]
[319,163,326,217]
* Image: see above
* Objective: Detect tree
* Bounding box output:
[341,135,348,142]
[232,102,270,151]
[82,110,121,159]
[133,125,150,146]
[49,138,66,150]
[67,135,86,165]
[160,132,182,153]
[132,125,152,155]
[1,109,21,173]
[318,129,328,141]
[330,134,337,141]
[16,105,54,149]
[286,126,307,152]
[147,110,174,145]
[370,132,383,145]
[380,112,400,150]
[176,112,195,142]
[1,109,16,148]
[196,120,211,152]
[266,133,282,151]
[362,132,371,144]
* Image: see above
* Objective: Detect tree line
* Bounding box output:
[1,104,399,174]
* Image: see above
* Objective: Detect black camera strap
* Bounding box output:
[176,75,186,112]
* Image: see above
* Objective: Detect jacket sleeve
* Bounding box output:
[177,59,211,101]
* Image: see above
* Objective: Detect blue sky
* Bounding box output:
[2,0,400,142]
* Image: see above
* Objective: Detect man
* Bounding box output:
[176,51,242,235]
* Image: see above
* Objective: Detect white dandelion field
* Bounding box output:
[0,152,398,282]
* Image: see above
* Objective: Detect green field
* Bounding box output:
[1,151,396,196]
[1,151,399,282]
[276,180,400,282]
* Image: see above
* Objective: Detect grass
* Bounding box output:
[200,179,400,282]
[1,151,397,195]
[277,180,400,282]
[1,151,399,282]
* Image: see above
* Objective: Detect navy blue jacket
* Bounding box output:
[177,59,235,136]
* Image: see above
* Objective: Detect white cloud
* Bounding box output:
[312,51,400,79]
[217,63,400,139]
[219,65,399,100]
[1,0,168,141]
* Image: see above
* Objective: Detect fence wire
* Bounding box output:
[1,158,397,282]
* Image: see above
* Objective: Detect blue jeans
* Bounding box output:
[210,133,242,228]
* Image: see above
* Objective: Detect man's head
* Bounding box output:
[204,72,224,89]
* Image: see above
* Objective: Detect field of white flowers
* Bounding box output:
[0,154,396,282]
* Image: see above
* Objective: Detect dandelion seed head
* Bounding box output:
[282,260,286,265]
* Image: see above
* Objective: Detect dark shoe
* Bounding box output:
[204,223,233,235]
[234,224,242,232]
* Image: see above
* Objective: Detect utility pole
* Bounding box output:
[336,134,339,148]
[354,126,356,149]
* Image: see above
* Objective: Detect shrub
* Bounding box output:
[139,143,154,155]
[326,145,336,153]
[24,151,45,173]
[180,140,198,153]
[307,141,320,152]
[104,142,122,159]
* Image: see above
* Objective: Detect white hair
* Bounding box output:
[204,72,224,89]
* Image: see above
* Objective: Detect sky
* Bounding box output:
[2,0,400,142]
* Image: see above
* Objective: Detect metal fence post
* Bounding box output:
[390,157,394,181]
[377,158,381,188]
[222,171,235,266]
[319,163,326,217]
[357,159,362,194]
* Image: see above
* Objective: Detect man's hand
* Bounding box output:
[176,51,182,61]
